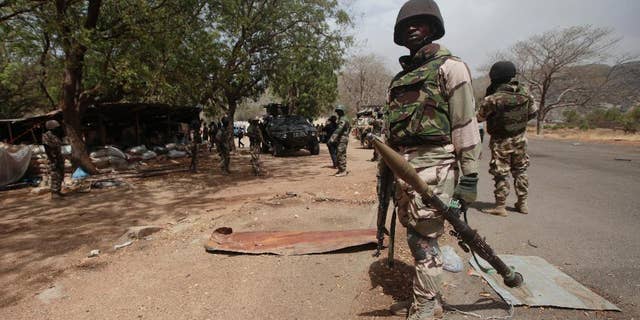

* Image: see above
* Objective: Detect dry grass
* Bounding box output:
[527,127,640,145]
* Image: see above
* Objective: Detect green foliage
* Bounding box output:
[562,109,581,126]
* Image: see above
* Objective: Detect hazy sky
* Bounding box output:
[348,0,640,74]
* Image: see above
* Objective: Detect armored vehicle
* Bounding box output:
[261,104,320,156]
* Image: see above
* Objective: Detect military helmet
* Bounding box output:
[334,105,346,113]
[394,0,445,46]
[45,120,60,130]
[489,61,517,81]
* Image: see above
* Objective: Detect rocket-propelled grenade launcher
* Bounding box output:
[372,138,523,288]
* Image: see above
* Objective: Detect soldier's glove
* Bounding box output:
[453,173,478,206]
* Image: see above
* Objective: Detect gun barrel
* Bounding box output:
[372,138,523,288]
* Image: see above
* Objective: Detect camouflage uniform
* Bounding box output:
[247,121,264,176]
[215,123,231,174]
[42,130,65,194]
[329,114,351,174]
[385,43,481,313]
[477,81,537,211]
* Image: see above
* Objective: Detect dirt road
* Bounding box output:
[1,137,637,319]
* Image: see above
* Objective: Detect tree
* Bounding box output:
[338,54,393,111]
[493,25,634,134]
[203,0,351,138]
[2,1,214,171]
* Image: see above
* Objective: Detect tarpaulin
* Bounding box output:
[0,145,33,186]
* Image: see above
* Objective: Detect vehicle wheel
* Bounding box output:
[310,142,320,155]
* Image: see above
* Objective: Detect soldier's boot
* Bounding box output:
[50,191,65,200]
[515,199,528,214]
[334,170,348,177]
[483,201,508,217]
[407,298,443,320]
[390,298,443,318]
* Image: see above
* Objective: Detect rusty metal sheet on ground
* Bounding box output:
[205,227,377,255]
[470,255,620,311]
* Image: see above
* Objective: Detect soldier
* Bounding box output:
[246,118,264,176]
[328,105,351,177]
[215,116,231,175]
[324,115,338,168]
[477,61,537,216]
[383,1,481,318]
[189,119,202,172]
[42,120,66,199]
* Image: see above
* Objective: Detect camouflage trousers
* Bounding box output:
[189,143,199,172]
[217,143,230,174]
[489,135,530,203]
[250,141,262,176]
[46,150,64,194]
[395,155,455,308]
[336,139,348,172]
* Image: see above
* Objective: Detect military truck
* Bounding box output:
[260,103,320,157]
[354,106,381,149]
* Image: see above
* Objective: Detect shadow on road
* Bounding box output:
[358,259,413,317]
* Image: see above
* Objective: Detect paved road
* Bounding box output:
[468,137,640,318]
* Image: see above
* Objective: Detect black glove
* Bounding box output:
[453,173,478,205]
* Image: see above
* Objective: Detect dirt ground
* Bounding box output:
[0,138,628,319]
[527,127,640,146]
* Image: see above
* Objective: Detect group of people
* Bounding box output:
[38,1,537,318]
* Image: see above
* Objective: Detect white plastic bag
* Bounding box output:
[441,246,464,273]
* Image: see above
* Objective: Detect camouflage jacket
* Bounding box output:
[247,123,264,143]
[42,130,63,147]
[385,43,480,175]
[329,116,351,145]
[477,81,537,139]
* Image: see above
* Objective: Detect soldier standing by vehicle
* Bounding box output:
[42,120,66,199]
[215,116,231,175]
[247,118,264,176]
[382,1,481,318]
[477,61,537,216]
[328,105,351,177]
[324,115,338,168]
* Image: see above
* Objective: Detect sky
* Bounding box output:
[346,0,640,74]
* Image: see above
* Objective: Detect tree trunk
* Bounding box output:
[62,106,98,174]
[536,117,543,135]
[227,99,237,152]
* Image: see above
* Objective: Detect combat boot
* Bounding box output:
[407,298,443,320]
[515,199,528,214]
[391,298,443,318]
[50,191,66,200]
[334,170,348,177]
[483,202,507,217]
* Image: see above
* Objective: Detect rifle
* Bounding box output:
[372,138,523,288]
[373,162,396,267]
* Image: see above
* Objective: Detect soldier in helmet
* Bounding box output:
[477,61,537,216]
[42,120,66,199]
[246,117,265,176]
[327,105,351,177]
[382,1,482,318]
[370,110,385,161]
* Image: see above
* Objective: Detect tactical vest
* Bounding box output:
[486,84,531,139]
[386,49,452,147]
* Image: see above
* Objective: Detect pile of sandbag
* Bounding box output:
[126,145,158,161]
[90,146,129,170]
[29,145,50,177]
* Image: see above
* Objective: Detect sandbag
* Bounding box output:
[167,150,187,158]
[0,145,33,186]
[90,146,127,159]
[127,145,148,155]
[141,151,157,160]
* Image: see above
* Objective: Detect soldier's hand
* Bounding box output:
[453,173,478,205]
